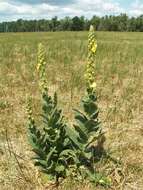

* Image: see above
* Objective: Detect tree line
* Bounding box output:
[0,14,143,32]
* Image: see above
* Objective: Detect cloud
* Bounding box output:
[14,0,75,6]
[74,0,124,15]
[128,0,143,16]
[0,1,59,20]
[0,0,142,21]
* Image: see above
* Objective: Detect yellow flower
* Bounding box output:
[90,82,96,90]
[37,43,46,74]
[91,42,97,53]
[37,43,47,92]
[36,63,41,71]
[85,25,97,91]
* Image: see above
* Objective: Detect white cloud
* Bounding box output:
[0,1,60,20]
[0,0,142,21]
[128,0,143,16]
[0,2,17,13]
[0,1,58,15]
[78,0,124,16]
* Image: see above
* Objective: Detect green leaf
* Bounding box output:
[46,147,56,162]
[35,159,47,168]
[74,124,88,143]
[59,149,75,157]
[85,120,100,132]
[55,165,65,172]
[53,92,58,107]
[74,109,88,124]
[84,151,92,160]
[83,101,98,116]
[65,125,83,150]
[90,110,99,119]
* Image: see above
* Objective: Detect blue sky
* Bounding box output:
[0,0,143,21]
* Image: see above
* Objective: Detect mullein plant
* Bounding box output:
[66,25,106,183]
[26,43,78,184]
[26,26,109,186]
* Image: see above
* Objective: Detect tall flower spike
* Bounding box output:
[37,43,47,92]
[85,25,97,92]
[26,97,35,125]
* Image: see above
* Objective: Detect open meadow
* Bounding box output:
[0,31,143,190]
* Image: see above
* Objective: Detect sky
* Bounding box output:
[0,0,143,21]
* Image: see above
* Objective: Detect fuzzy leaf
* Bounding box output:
[55,165,65,173]
[65,125,83,150]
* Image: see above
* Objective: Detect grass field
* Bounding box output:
[0,31,143,190]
